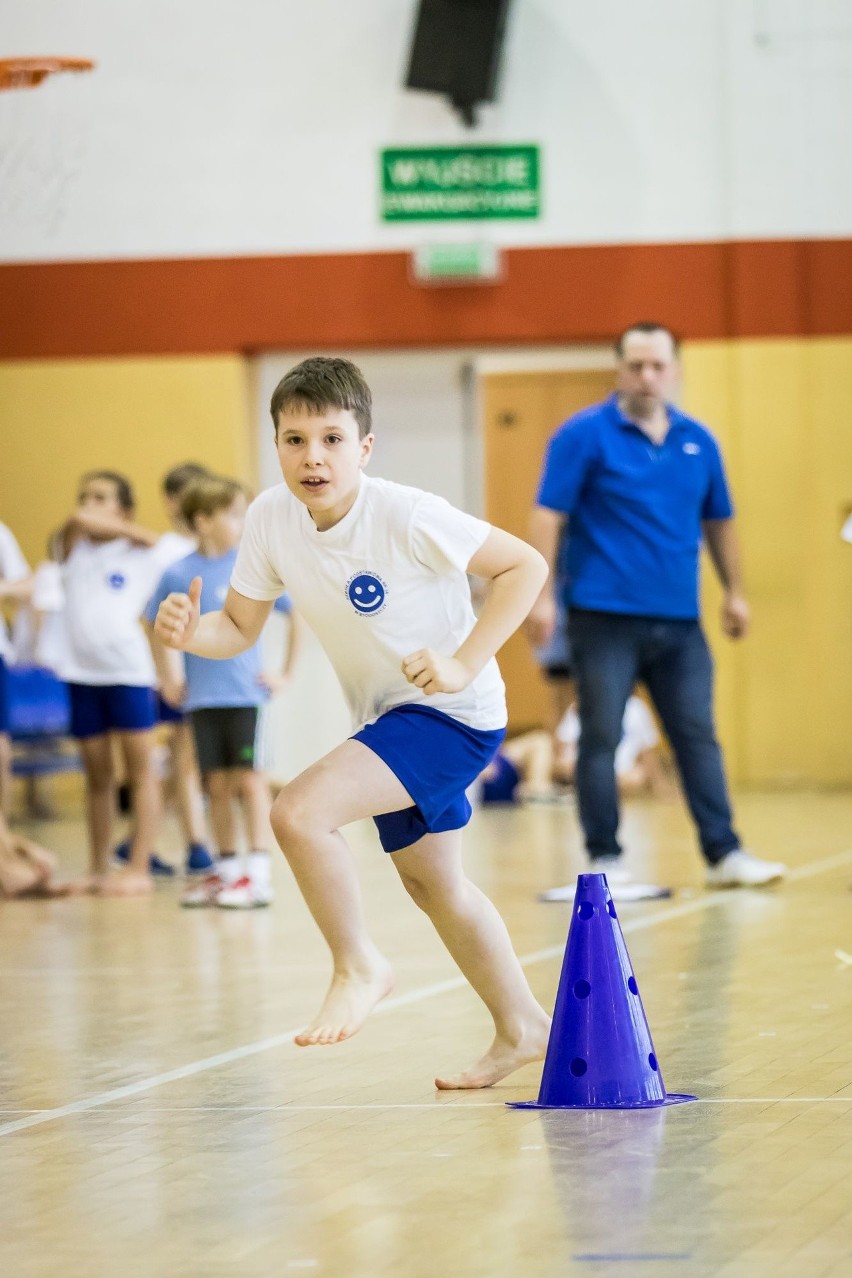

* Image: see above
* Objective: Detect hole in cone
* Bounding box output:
[569,1058,588,1077]
[606,900,617,918]
[648,1053,658,1071]
[577,902,595,920]
[573,979,591,999]
[628,976,639,994]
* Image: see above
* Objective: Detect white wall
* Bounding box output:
[1,0,850,262]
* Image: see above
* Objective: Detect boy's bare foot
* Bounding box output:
[97,873,154,897]
[295,959,394,1046]
[0,852,44,898]
[434,1013,552,1090]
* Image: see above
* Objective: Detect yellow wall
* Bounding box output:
[0,356,255,566]
[683,338,852,787]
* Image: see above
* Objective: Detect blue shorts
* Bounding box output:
[352,703,505,854]
[68,683,158,740]
[481,751,521,804]
[157,693,185,725]
[0,657,9,734]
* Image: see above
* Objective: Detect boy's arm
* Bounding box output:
[143,618,186,707]
[526,506,566,647]
[56,511,159,560]
[401,527,548,696]
[70,510,159,547]
[155,578,273,659]
[0,575,34,603]
[257,608,304,694]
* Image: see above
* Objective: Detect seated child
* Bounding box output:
[553,694,672,798]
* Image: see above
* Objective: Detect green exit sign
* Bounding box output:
[411,242,502,284]
[381,145,540,221]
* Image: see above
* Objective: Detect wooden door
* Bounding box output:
[482,368,614,731]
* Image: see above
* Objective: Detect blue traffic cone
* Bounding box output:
[509,873,696,1110]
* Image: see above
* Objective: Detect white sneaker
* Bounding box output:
[538,875,672,903]
[591,858,672,901]
[216,875,274,909]
[706,849,786,888]
[180,874,225,908]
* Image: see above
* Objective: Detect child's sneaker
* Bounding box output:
[706,849,786,888]
[113,841,176,877]
[180,874,225,908]
[184,842,215,875]
[216,875,274,909]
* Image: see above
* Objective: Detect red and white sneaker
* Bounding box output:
[215,875,274,909]
[180,874,225,908]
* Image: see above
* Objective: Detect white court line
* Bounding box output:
[0,848,849,1140]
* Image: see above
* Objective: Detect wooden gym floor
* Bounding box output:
[0,789,850,1277]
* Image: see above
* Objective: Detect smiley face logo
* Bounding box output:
[346,572,387,617]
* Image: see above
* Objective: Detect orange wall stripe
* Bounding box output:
[0,239,850,358]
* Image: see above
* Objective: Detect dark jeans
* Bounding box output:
[568,609,740,866]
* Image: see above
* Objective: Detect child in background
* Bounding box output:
[0,519,33,815]
[115,461,214,876]
[479,729,563,805]
[0,808,72,899]
[57,471,166,894]
[553,694,673,799]
[146,475,300,909]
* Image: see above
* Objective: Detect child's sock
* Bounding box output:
[248,850,271,886]
[217,852,242,885]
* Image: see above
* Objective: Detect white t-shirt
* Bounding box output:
[59,538,167,686]
[154,530,197,569]
[558,695,660,776]
[231,475,507,732]
[0,522,30,663]
[10,560,68,670]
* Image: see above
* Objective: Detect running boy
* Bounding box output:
[58,471,165,894]
[146,474,300,908]
[155,358,551,1088]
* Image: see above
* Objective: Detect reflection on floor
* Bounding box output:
[0,790,850,1277]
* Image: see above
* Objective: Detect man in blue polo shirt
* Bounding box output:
[529,322,785,894]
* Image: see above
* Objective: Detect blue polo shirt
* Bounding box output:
[536,395,734,619]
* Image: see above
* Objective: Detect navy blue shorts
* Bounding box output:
[480,751,521,804]
[0,657,9,734]
[68,683,158,740]
[352,703,505,854]
[157,693,185,725]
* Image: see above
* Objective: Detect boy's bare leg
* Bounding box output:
[206,769,238,854]
[0,731,13,815]
[79,734,115,886]
[235,768,273,849]
[171,722,207,844]
[392,832,551,1089]
[271,740,413,1046]
[111,730,157,894]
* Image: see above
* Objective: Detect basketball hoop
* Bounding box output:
[0,57,95,91]
[0,57,96,242]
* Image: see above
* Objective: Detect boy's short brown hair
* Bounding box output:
[269,357,372,438]
[180,475,244,528]
[162,462,210,497]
